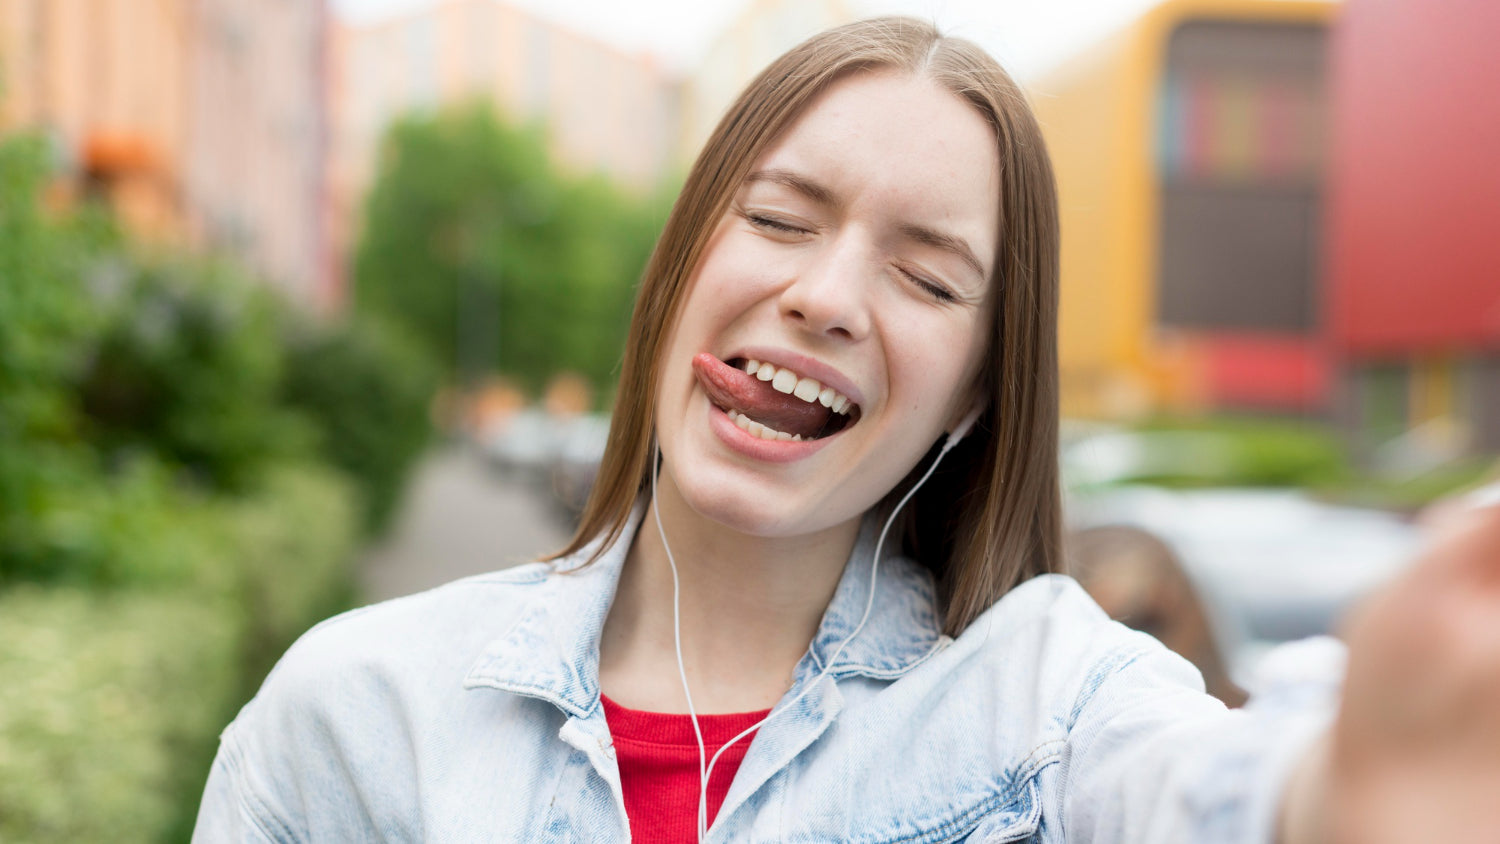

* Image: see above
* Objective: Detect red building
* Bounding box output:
[1325,0,1500,453]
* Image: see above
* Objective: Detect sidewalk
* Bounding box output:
[358,446,573,603]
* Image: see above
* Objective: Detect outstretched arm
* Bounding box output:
[1280,492,1500,844]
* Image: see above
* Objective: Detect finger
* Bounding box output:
[1466,480,1500,512]
[1412,500,1500,587]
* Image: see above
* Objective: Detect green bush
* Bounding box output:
[0,128,393,842]
[1,130,430,580]
[0,125,424,843]
[0,464,358,844]
[0,134,114,442]
[76,261,311,493]
[0,133,118,582]
[0,585,239,843]
[223,464,361,679]
[280,316,438,535]
[1129,417,1350,489]
[1,451,221,586]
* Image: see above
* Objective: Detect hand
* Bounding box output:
[1324,498,1500,843]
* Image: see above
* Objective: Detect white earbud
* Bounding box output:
[943,405,983,451]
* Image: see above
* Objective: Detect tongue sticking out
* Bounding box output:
[692,353,847,440]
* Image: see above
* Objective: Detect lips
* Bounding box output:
[691,353,859,440]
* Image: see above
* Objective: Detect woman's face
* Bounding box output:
[655,70,1000,539]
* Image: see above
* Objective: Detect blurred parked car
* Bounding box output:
[479,408,561,478]
[548,412,612,524]
[477,407,612,524]
[1066,486,1422,704]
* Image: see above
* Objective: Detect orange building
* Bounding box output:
[0,0,188,239]
[1031,0,1337,419]
[0,0,331,309]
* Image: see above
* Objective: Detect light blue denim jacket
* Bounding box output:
[194,507,1337,843]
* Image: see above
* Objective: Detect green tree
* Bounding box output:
[75,259,306,492]
[280,314,438,535]
[353,104,670,399]
[0,133,119,580]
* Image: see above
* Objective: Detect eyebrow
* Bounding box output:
[744,168,840,208]
[745,168,988,283]
[897,222,986,282]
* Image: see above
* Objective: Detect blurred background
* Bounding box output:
[0,0,1496,838]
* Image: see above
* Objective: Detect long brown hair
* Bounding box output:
[549,16,1061,637]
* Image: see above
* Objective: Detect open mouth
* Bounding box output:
[692,354,861,442]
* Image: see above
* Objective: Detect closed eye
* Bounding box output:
[744,212,808,235]
[900,268,957,303]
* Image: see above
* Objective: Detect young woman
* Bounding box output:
[195,18,1500,843]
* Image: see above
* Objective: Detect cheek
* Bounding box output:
[671,229,775,338]
[908,313,990,401]
[929,326,991,432]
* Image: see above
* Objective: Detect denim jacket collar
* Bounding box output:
[462,500,946,717]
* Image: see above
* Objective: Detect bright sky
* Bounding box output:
[331,0,1174,81]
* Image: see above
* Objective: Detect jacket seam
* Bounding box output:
[882,776,1036,844]
[220,730,299,843]
[464,676,592,719]
[828,633,948,680]
[1067,642,1150,731]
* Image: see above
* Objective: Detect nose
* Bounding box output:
[778,234,872,341]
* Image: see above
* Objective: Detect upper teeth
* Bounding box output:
[745,360,852,414]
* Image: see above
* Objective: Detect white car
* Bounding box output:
[1065,485,1422,704]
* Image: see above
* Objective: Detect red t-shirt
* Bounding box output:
[601,694,771,843]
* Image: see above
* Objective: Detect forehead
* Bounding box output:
[751,70,1002,273]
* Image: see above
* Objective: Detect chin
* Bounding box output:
[666,462,850,540]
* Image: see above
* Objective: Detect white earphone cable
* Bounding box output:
[651,430,965,842]
[650,441,709,824]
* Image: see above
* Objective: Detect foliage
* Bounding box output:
[0,586,238,843]
[353,104,671,398]
[280,315,438,535]
[1063,416,1352,494]
[1130,416,1351,489]
[1,452,218,586]
[75,260,310,492]
[0,117,407,844]
[0,133,122,582]
[211,464,361,694]
[0,464,357,844]
[0,134,115,443]
[1327,456,1497,511]
[0,129,434,581]
[1095,416,1492,509]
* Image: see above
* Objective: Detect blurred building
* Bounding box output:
[1324,0,1500,456]
[680,0,854,156]
[330,0,683,302]
[1033,0,1336,421]
[1034,0,1498,460]
[189,0,331,309]
[0,0,189,238]
[0,0,331,309]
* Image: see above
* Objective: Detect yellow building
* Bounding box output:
[1030,0,1337,419]
[681,0,855,156]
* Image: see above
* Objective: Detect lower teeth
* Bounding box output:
[727,409,802,442]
